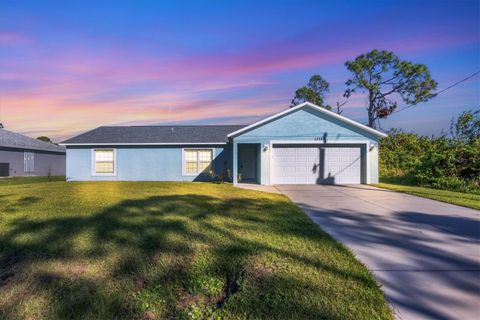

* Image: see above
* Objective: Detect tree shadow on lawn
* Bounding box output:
[0,194,389,319]
[2,196,41,213]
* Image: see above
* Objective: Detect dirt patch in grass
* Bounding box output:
[142,310,157,320]
[133,276,148,291]
[216,270,243,308]
[67,264,88,280]
[177,290,208,309]
[176,269,244,312]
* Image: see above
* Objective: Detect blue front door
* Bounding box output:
[238,145,257,182]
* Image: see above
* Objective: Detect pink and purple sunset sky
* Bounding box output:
[0,0,479,142]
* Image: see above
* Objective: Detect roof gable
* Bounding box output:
[234,107,379,141]
[227,102,387,139]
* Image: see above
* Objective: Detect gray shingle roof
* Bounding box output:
[0,129,66,153]
[61,125,246,144]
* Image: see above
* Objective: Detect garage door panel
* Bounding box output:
[323,147,361,184]
[272,146,362,185]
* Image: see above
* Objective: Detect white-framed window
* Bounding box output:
[92,149,116,176]
[183,149,213,175]
[24,151,34,173]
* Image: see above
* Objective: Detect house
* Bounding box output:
[61,102,387,185]
[0,128,66,177]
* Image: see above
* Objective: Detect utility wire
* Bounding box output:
[392,70,480,115]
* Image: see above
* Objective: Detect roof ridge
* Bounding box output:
[99,125,246,128]
[0,128,65,152]
[61,125,245,144]
[1,128,51,144]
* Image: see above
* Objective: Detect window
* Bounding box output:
[93,149,115,175]
[183,149,213,175]
[24,151,34,173]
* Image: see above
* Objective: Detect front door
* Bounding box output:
[238,145,257,182]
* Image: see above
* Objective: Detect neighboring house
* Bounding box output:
[61,102,387,185]
[0,129,66,177]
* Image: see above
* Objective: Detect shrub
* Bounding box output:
[379,130,480,194]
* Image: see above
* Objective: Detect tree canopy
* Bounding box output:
[344,49,437,128]
[451,109,480,143]
[290,75,330,109]
[37,136,52,143]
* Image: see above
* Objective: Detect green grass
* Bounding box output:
[0,178,392,319]
[0,175,65,185]
[374,182,480,210]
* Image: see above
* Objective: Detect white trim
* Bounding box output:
[91,148,117,176]
[270,139,371,145]
[23,151,35,173]
[227,102,388,138]
[366,144,371,184]
[181,147,215,176]
[60,142,226,146]
[268,142,273,186]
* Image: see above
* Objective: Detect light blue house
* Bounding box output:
[61,102,387,185]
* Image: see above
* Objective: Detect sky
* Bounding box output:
[0,0,479,142]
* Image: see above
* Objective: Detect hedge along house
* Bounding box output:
[0,128,66,177]
[61,102,387,185]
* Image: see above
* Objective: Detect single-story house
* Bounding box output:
[61,102,387,185]
[0,128,66,177]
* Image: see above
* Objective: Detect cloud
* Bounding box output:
[1,86,287,140]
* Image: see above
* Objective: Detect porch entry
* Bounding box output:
[237,144,260,184]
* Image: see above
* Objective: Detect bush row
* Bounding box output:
[379,130,480,194]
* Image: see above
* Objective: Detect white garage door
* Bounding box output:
[271,146,362,185]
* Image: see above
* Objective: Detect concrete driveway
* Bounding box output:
[276,184,480,320]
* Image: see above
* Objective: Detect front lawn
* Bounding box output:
[0,179,392,319]
[374,182,480,210]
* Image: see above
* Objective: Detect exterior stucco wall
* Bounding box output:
[0,148,65,176]
[66,145,231,181]
[232,108,381,185]
[369,144,379,184]
[0,149,24,176]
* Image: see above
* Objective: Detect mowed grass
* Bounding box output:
[0,178,392,320]
[375,182,480,210]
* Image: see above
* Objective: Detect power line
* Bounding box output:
[434,70,480,96]
[392,70,480,115]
